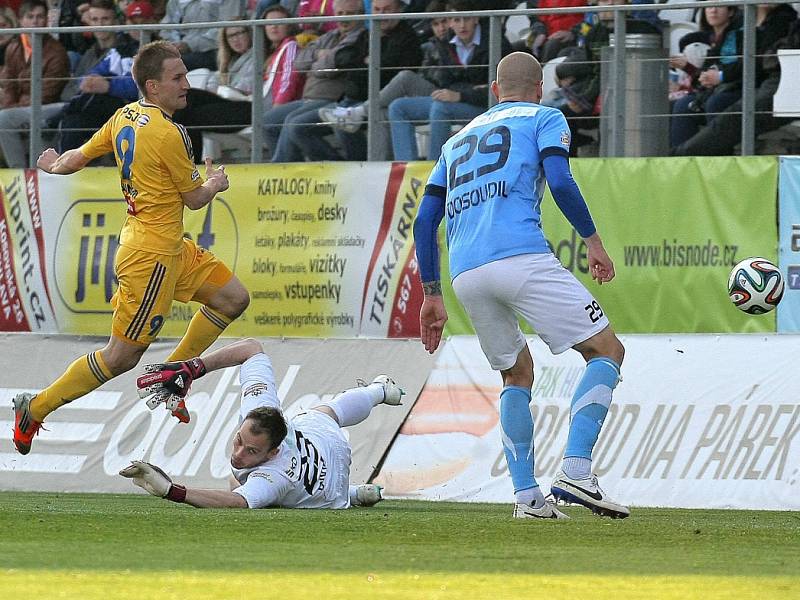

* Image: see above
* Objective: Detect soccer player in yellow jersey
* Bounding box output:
[11,41,250,455]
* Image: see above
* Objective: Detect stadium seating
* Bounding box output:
[504,2,530,45]
[667,21,699,56]
[541,55,566,100]
[759,48,800,153]
[186,68,214,91]
[658,0,697,25]
[773,49,800,118]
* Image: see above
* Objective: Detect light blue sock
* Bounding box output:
[564,357,620,462]
[500,385,537,494]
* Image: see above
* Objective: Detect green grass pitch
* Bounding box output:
[0,492,798,600]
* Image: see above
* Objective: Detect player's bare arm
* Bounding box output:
[181,157,230,210]
[37,148,92,175]
[137,339,260,403]
[584,233,615,284]
[198,338,263,372]
[184,489,248,508]
[137,338,264,405]
[119,461,247,508]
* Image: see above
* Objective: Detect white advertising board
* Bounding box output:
[375,335,800,510]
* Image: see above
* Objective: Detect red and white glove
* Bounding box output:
[136,358,206,409]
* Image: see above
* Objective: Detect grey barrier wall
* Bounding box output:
[0,0,790,164]
[0,335,434,492]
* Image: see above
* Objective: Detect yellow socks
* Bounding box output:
[167,306,232,361]
[30,351,113,422]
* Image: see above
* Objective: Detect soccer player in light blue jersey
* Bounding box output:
[413,52,629,520]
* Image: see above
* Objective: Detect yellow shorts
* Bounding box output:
[111,238,233,346]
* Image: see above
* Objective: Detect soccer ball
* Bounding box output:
[727,257,784,314]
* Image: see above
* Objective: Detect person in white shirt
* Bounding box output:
[120,338,404,509]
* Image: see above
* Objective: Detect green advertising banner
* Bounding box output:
[440,156,779,335]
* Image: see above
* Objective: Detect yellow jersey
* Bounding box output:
[80,100,202,256]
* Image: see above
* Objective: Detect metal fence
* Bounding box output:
[1,0,797,166]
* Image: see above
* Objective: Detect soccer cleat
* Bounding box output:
[12,392,42,455]
[513,500,570,520]
[550,470,630,519]
[171,400,191,424]
[372,375,405,406]
[164,395,190,424]
[143,392,190,423]
[354,484,384,507]
[318,104,365,133]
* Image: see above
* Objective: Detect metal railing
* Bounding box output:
[0,0,796,166]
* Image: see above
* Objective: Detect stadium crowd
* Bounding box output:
[0,0,799,166]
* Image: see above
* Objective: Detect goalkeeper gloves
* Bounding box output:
[119,460,187,503]
[136,358,207,409]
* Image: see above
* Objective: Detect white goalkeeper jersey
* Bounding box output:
[230,354,352,509]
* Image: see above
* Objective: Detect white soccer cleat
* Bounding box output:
[513,500,570,520]
[550,470,630,519]
[354,484,384,507]
[372,375,405,406]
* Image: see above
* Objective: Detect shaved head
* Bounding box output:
[495,52,544,101]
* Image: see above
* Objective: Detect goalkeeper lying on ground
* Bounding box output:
[119,338,404,509]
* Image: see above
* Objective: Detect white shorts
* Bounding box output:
[293,410,352,509]
[452,253,610,370]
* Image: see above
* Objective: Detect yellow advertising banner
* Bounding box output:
[27,163,427,338]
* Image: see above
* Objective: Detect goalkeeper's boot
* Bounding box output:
[12,392,42,455]
[513,500,570,520]
[372,375,405,406]
[354,484,383,507]
[550,470,630,519]
[163,395,191,424]
[171,400,191,424]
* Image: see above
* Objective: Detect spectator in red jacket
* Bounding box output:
[262,3,305,108]
[262,0,365,162]
[524,0,586,63]
[254,0,337,46]
[172,7,305,162]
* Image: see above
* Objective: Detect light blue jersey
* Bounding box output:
[426,101,572,279]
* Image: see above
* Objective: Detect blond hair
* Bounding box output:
[132,40,181,96]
